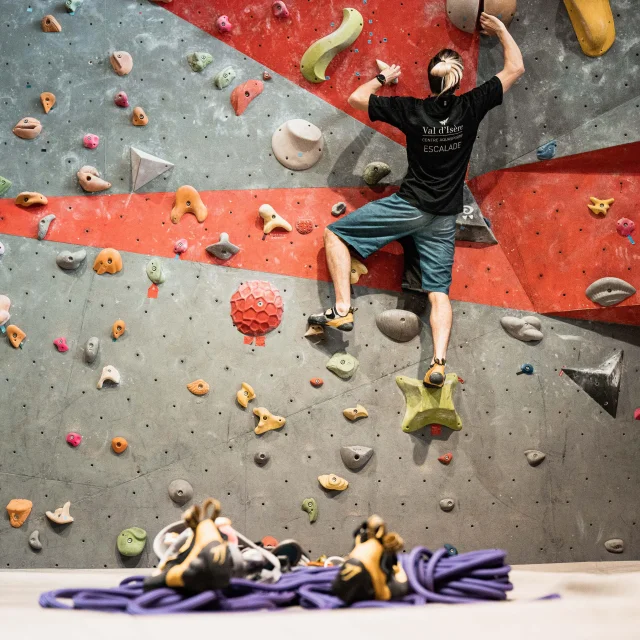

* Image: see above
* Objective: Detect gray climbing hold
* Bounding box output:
[376,309,421,342]
[331,202,346,217]
[37,214,56,241]
[187,52,213,72]
[340,445,373,471]
[604,538,624,554]
[56,248,87,270]
[29,530,42,550]
[439,498,455,512]
[524,450,545,466]
[500,316,543,342]
[363,162,391,186]
[214,66,236,89]
[254,452,269,466]
[0,176,11,196]
[536,140,557,160]
[326,351,359,380]
[455,184,498,245]
[168,479,193,505]
[206,232,240,260]
[84,337,100,363]
[146,257,166,284]
[130,147,174,192]
[585,277,636,307]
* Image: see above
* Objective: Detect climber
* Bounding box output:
[309,12,524,388]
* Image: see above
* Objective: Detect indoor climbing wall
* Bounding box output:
[1,0,639,570]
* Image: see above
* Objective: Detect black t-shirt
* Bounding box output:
[368,76,503,215]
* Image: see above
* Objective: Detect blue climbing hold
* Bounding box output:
[518,363,534,375]
[536,140,557,161]
[444,543,458,556]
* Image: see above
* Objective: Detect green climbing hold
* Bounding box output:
[146,258,165,284]
[0,176,11,197]
[65,0,83,12]
[301,497,318,523]
[214,66,236,89]
[187,52,213,72]
[363,162,391,186]
[117,527,147,557]
[326,351,359,380]
[395,375,462,433]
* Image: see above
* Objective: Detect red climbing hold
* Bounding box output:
[616,218,635,238]
[634,408,640,420]
[295,218,314,235]
[230,80,264,116]
[430,425,442,436]
[310,377,323,387]
[216,15,232,33]
[147,283,159,299]
[438,453,453,465]
[230,280,283,343]
[261,535,278,548]
[53,337,69,352]
[66,432,82,447]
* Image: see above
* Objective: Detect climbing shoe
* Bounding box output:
[423,358,446,388]
[308,306,354,331]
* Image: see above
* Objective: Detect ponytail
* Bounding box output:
[428,49,464,97]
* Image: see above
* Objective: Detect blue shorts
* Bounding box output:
[327,194,456,294]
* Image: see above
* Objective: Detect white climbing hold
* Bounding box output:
[45,501,73,525]
[259,204,292,234]
[130,147,174,192]
[97,365,120,389]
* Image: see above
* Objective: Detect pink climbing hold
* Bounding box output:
[216,15,232,33]
[53,337,69,352]
[272,1,289,18]
[174,238,188,254]
[83,134,100,149]
[634,408,640,420]
[114,91,129,107]
[66,432,82,447]
[616,218,635,238]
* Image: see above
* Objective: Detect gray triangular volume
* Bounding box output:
[562,350,623,418]
[455,185,498,245]
[130,147,174,191]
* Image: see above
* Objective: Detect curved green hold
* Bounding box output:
[395,374,462,433]
[0,176,11,197]
[300,8,364,83]
[146,258,165,284]
[117,527,147,557]
[214,66,236,89]
[187,52,213,72]
[301,497,318,523]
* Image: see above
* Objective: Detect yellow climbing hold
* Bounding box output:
[588,196,614,216]
[350,257,368,284]
[563,0,615,58]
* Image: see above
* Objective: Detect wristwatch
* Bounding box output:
[375,73,386,85]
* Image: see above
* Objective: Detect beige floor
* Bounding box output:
[2,562,640,639]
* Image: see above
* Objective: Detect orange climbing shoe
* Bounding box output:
[308,306,354,331]
[423,358,446,388]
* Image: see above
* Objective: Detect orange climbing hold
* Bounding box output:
[236,382,256,407]
[93,248,123,275]
[187,379,210,395]
[111,437,128,454]
[15,192,48,207]
[6,499,33,528]
[41,15,62,32]
[170,186,208,224]
[132,106,149,126]
[6,325,26,349]
[40,92,56,113]
[112,319,126,340]
[230,80,264,116]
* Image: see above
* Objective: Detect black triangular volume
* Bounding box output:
[455,184,498,245]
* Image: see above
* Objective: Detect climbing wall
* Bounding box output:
[1,0,639,569]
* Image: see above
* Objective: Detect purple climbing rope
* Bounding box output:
[39,547,517,614]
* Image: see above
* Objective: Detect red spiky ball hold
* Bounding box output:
[230,280,284,336]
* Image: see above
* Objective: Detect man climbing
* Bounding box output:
[309,13,524,388]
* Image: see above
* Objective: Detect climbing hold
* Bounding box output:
[66,432,82,447]
[262,535,278,548]
[15,192,48,207]
[231,80,264,116]
[77,165,111,193]
[13,117,42,140]
[563,0,615,57]
[40,92,56,114]
[171,185,208,224]
[6,325,26,349]
[340,445,373,471]
[331,202,347,217]
[97,365,121,389]
[0,176,11,196]
[187,52,213,72]
[214,66,236,89]
[0,242,4,257]
[110,51,133,76]
[295,218,314,235]
[634,408,640,420]
[376,59,398,84]
[263,70,272,81]
[524,450,545,466]
[41,15,62,31]
[230,281,284,340]
[604,538,624,554]
[350,257,368,284]
[46,501,73,525]
[326,352,359,380]
[536,140,557,160]
[253,407,286,435]
[396,375,463,433]
[0,296,10,327]
[132,106,149,126]
[65,0,83,12]
[585,277,636,307]
[310,378,323,388]
[146,258,165,285]
[216,15,232,33]
[114,91,129,107]
[29,530,42,551]
[616,218,635,238]
[130,147,174,191]
[301,498,318,523]
[53,337,69,352]
[117,527,147,557]
[111,437,128,454]
[304,325,325,338]
[376,309,421,343]
[206,232,240,260]
[6,499,32,528]
[112,320,126,340]
[562,350,623,418]
[259,204,293,234]
[343,404,368,421]
[168,479,193,505]
[84,337,100,363]
[174,239,188,254]
[272,119,324,171]
[236,382,256,408]
[37,214,56,240]
[438,453,453,465]
[187,379,209,396]
[254,452,269,466]
[272,1,290,18]
[518,363,535,375]
[83,134,99,149]
[500,316,543,342]
[446,0,480,33]
[300,8,363,83]
[318,474,348,491]
[444,543,458,556]
[56,248,87,270]
[93,248,123,275]
[588,196,614,216]
[363,162,391,186]
[439,498,455,512]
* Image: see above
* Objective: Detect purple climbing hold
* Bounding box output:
[114,91,129,108]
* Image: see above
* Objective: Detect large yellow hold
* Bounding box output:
[563,0,615,57]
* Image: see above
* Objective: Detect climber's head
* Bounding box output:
[428,49,464,97]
